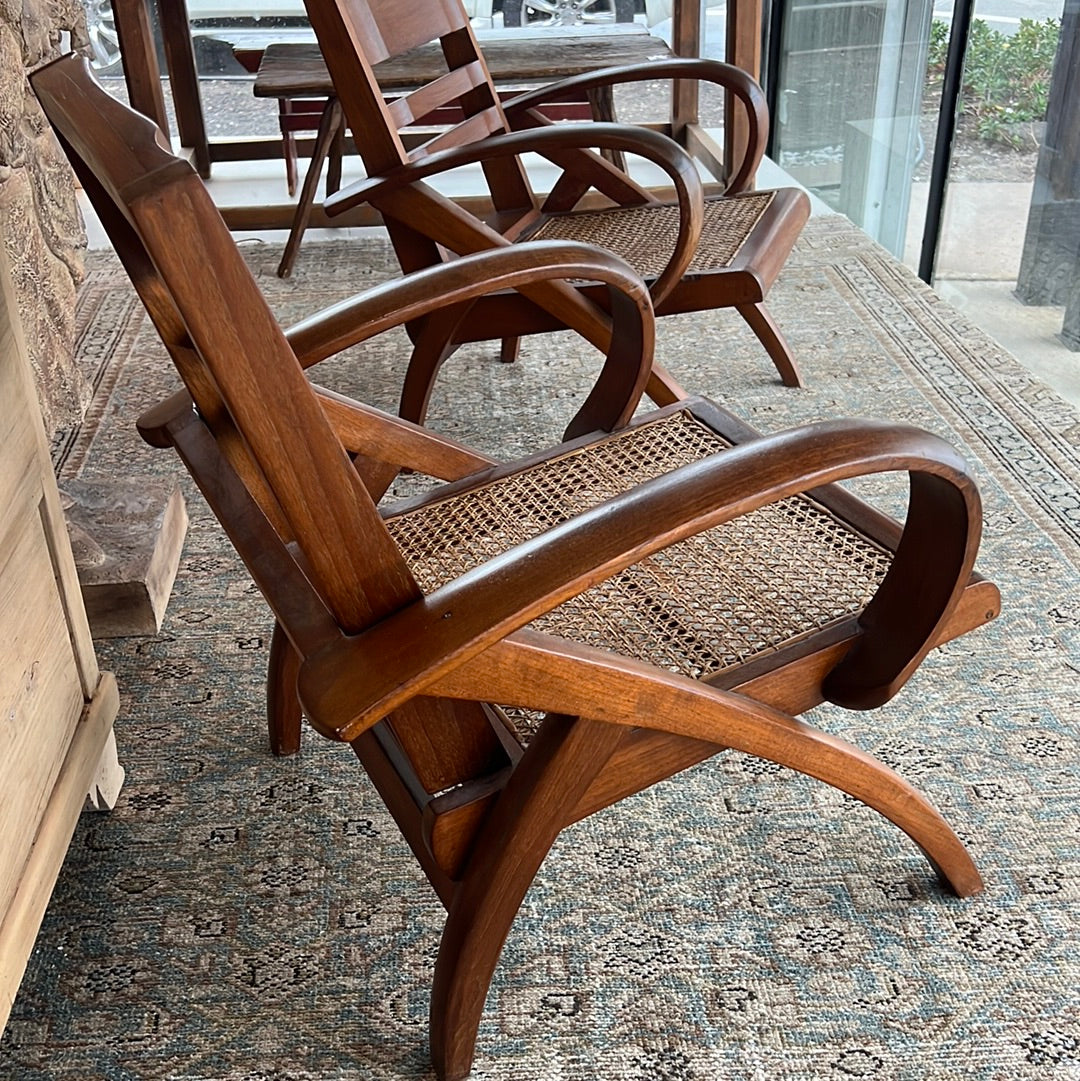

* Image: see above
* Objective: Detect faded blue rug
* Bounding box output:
[4,216,1078,1080]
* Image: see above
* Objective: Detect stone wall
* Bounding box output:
[1,0,90,435]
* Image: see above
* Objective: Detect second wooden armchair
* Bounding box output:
[34,54,999,1081]
[300,0,812,425]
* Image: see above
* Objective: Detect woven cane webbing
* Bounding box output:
[387,412,893,688]
[529,192,776,277]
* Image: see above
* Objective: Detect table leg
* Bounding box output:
[587,86,625,170]
[277,98,344,279]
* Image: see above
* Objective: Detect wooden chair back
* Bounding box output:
[311,0,530,180]
[32,57,527,877]
[303,0,538,271]
[31,56,421,637]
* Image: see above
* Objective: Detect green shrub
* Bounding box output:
[926,16,1060,148]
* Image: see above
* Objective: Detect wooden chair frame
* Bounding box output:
[300,0,812,423]
[33,54,1000,1081]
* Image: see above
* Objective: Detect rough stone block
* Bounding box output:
[62,477,188,637]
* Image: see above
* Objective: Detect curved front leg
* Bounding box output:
[398,303,471,427]
[737,302,803,388]
[431,632,984,898]
[431,713,626,1080]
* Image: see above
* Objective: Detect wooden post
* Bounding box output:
[157,0,211,177]
[1016,0,1080,308]
[112,0,169,137]
[725,0,763,184]
[671,0,763,184]
[671,0,701,142]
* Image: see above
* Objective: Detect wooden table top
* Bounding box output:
[253,30,672,98]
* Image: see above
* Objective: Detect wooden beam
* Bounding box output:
[726,0,763,186]
[157,0,210,177]
[684,123,726,184]
[111,0,168,138]
[670,0,701,142]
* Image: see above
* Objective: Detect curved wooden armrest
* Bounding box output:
[502,58,769,194]
[287,241,656,439]
[298,415,983,741]
[136,386,196,448]
[323,123,703,307]
[325,122,699,215]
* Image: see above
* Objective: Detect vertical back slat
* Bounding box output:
[360,0,470,57]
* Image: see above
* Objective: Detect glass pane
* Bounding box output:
[930,3,1078,402]
[769,0,935,256]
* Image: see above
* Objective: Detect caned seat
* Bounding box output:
[390,409,894,687]
[33,54,1000,1081]
[528,191,781,277]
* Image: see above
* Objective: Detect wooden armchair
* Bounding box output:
[300,0,812,426]
[33,55,1000,1081]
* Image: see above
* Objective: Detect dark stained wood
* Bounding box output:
[156,0,209,177]
[670,0,700,141]
[267,620,303,755]
[297,0,810,408]
[252,33,674,99]
[725,0,764,182]
[34,53,1003,1081]
[430,713,626,1081]
[275,97,343,278]
[257,33,671,276]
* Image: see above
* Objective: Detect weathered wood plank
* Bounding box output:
[253,31,671,99]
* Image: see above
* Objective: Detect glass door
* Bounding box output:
[930,0,1074,366]
[767,0,934,256]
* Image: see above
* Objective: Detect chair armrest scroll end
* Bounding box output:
[136,388,196,448]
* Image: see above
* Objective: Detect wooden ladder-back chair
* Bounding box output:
[301,0,812,426]
[34,54,1000,1081]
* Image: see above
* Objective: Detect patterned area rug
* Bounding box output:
[4,216,1079,1080]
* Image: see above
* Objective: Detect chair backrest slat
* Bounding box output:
[387,60,491,129]
[355,0,469,61]
[31,55,422,634]
[304,0,534,212]
[416,106,509,158]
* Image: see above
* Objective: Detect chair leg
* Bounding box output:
[586,86,625,171]
[430,714,624,1081]
[499,336,520,364]
[399,308,468,426]
[737,302,804,388]
[267,620,302,756]
[740,710,982,896]
[277,98,344,279]
[645,360,690,406]
[280,100,298,198]
[326,119,344,197]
